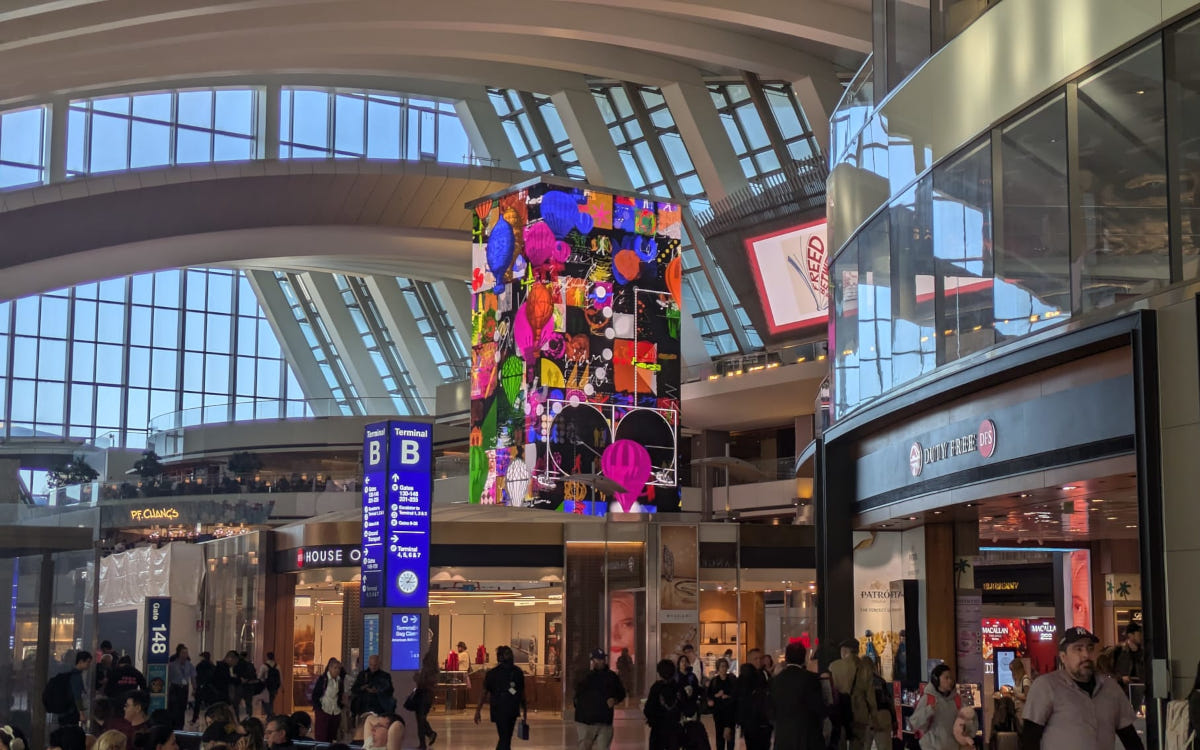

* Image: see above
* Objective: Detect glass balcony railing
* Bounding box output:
[147,396,438,435]
[830,54,876,166]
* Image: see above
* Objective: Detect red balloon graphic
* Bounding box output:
[665,255,682,307]
[525,283,554,332]
[614,249,642,284]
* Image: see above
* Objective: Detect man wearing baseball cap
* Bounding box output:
[573,648,626,750]
[1019,627,1143,749]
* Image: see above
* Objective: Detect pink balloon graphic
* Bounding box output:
[601,439,653,513]
[524,222,556,269]
[513,302,554,359]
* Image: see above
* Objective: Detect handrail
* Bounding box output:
[693,156,829,239]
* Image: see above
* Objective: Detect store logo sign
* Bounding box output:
[909,419,998,478]
[129,507,180,522]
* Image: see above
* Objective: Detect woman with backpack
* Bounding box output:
[311,658,347,743]
[910,664,961,750]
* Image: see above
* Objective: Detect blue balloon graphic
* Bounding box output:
[633,235,658,262]
[541,191,579,239]
[486,216,515,291]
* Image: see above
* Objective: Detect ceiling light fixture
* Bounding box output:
[1061,485,1079,491]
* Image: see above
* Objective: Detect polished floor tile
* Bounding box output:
[425,708,707,749]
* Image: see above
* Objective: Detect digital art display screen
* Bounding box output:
[467,181,681,515]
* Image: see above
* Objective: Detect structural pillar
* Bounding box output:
[454,93,520,170]
[262,84,281,160]
[549,83,634,191]
[48,96,69,183]
[660,78,749,203]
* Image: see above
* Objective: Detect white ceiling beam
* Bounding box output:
[243,269,337,405]
[454,93,520,171]
[549,82,635,192]
[660,77,749,203]
[792,64,847,157]
[362,276,441,404]
[300,271,394,404]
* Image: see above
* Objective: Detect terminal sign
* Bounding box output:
[361,423,388,607]
[390,613,422,671]
[386,423,432,609]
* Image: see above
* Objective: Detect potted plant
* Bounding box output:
[46,453,99,489]
[226,451,264,483]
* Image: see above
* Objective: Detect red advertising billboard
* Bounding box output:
[743,219,829,336]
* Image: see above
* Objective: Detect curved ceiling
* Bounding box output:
[0,0,869,106]
[0,159,527,298]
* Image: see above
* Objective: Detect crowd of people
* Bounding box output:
[31,622,1182,750]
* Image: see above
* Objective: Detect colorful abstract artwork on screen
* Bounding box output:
[467,180,682,514]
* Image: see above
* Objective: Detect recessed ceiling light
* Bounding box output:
[907,516,918,521]
[1106,516,1118,521]
[1090,498,1104,503]
[1062,485,1079,490]
[965,503,973,508]
[933,510,943,515]
[1125,524,1138,529]
[1019,493,1030,498]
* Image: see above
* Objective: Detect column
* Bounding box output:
[791,65,845,158]
[660,78,748,203]
[301,272,393,405]
[454,93,520,169]
[243,270,336,405]
[549,84,634,191]
[262,84,281,160]
[363,276,441,404]
[48,96,69,183]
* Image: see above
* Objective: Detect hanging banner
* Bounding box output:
[659,525,698,657]
[145,597,171,712]
[955,591,984,686]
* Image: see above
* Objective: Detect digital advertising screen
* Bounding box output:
[390,613,422,672]
[467,181,681,515]
[743,218,830,337]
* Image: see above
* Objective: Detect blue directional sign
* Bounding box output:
[361,422,389,608]
[390,613,422,671]
[385,422,432,609]
[145,597,171,712]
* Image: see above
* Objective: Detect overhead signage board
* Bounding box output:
[361,422,388,607]
[276,544,364,573]
[743,219,830,336]
[386,422,432,609]
[145,597,171,712]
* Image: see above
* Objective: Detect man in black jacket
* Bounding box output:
[574,649,627,750]
[770,642,825,750]
[737,648,772,750]
[351,654,396,718]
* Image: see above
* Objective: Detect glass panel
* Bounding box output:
[132,93,172,122]
[857,213,892,403]
[291,90,330,150]
[90,113,129,172]
[367,99,401,159]
[997,94,1071,341]
[891,179,937,387]
[215,89,255,135]
[934,139,995,362]
[1076,40,1169,309]
[0,108,44,165]
[176,128,211,164]
[833,239,860,417]
[177,91,214,129]
[334,94,366,155]
[1177,19,1200,270]
[130,120,171,168]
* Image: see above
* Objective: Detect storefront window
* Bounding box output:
[1171,18,1200,273]
[996,95,1071,341]
[935,139,994,362]
[890,178,937,388]
[858,214,893,402]
[1077,40,1169,310]
[201,532,265,663]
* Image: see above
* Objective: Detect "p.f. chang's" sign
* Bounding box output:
[909,419,997,477]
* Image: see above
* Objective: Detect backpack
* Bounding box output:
[43,671,75,714]
[1166,698,1195,750]
[264,664,281,692]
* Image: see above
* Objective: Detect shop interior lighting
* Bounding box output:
[980,546,1083,553]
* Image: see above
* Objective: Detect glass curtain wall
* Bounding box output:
[830,15,1200,419]
[280,88,472,163]
[3,270,308,498]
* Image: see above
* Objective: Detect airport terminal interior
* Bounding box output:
[2,1,1200,749]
